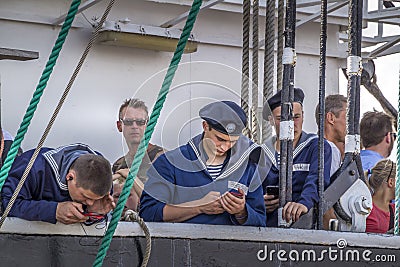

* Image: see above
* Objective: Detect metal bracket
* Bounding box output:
[292,160,359,229]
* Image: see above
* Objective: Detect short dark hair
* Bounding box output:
[315,94,347,127]
[360,111,394,148]
[71,154,112,196]
[118,98,149,120]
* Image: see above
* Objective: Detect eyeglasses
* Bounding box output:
[120,118,147,126]
[390,132,397,141]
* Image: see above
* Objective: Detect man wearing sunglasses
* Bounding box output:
[112,98,164,214]
[360,111,396,172]
[139,101,266,226]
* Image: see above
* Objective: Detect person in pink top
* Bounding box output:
[366,159,396,234]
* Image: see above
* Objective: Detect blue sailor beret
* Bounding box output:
[199,101,247,136]
[263,87,305,119]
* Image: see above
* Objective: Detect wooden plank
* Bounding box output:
[0,47,39,61]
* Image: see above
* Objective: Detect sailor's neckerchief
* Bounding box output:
[188,133,259,181]
[43,143,99,191]
[260,131,318,167]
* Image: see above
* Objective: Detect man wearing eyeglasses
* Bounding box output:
[112,98,164,214]
[139,101,266,226]
[360,111,396,172]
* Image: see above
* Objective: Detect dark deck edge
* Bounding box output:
[0,218,399,249]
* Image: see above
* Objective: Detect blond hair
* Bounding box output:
[365,159,396,194]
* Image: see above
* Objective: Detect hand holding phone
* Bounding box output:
[230,191,244,199]
[266,185,279,199]
[81,211,104,220]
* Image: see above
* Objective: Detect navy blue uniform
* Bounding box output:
[140,134,266,226]
[1,144,99,224]
[261,132,333,226]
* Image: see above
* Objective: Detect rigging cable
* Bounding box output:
[278,0,297,227]
[0,0,116,228]
[93,0,204,265]
[317,0,328,230]
[262,0,275,142]
[354,0,365,183]
[251,0,259,143]
[241,0,251,138]
[276,0,284,91]
[0,0,82,195]
[333,0,364,223]
[395,67,400,235]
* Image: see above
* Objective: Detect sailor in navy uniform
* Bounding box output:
[140,101,266,226]
[261,88,333,227]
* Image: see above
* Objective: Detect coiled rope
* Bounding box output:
[92,0,203,266]
[0,0,81,194]
[124,210,151,267]
[0,0,116,228]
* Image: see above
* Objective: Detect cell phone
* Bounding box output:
[81,212,104,220]
[266,185,279,198]
[230,191,244,199]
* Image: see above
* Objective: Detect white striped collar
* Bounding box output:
[43,143,98,191]
[188,137,258,181]
[261,133,318,167]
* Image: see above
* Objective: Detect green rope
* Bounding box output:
[92,0,203,266]
[395,67,400,235]
[0,0,81,191]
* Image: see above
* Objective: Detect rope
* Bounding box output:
[278,0,297,226]
[0,0,81,193]
[93,1,203,265]
[251,0,259,143]
[333,0,364,222]
[0,0,116,228]
[395,67,400,235]
[276,0,284,91]
[241,0,251,138]
[342,0,360,167]
[262,0,275,142]
[124,210,151,267]
[317,0,328,230]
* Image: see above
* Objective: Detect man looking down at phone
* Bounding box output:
[140,101,266,226]
[261,88,333,227]
[1,144,115,224]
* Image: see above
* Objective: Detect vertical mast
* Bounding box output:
[278,0,296,227]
